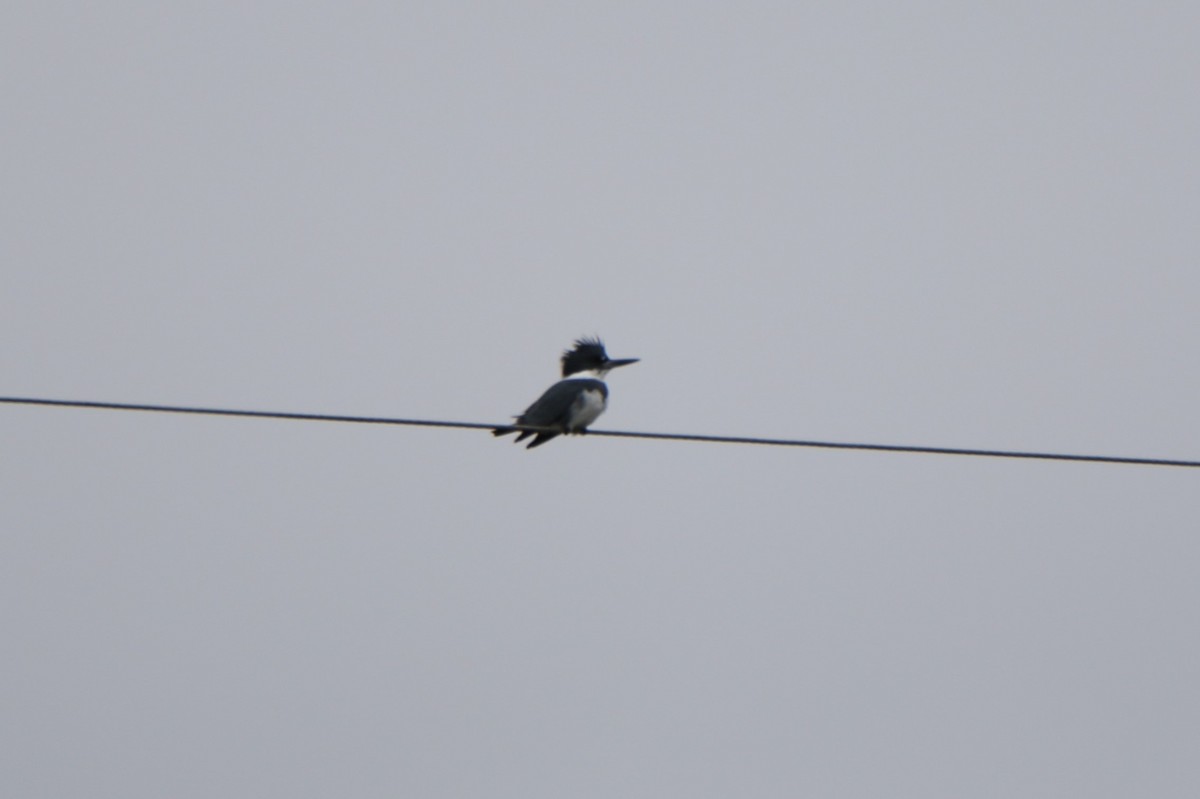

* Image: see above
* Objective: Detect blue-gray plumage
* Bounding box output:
[493,337,638,449]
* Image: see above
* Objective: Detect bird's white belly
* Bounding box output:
[568,388,607,431]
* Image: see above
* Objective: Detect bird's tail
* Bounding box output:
[494,424,539,444]
[524,432,560,449]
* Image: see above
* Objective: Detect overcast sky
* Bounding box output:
[3,3,1199,797]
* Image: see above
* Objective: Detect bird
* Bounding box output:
[493,337,639,449]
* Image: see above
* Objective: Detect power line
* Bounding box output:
[1,396,495,431]
[2,395,1197,469]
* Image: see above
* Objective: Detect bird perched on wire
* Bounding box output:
[492,337,639,449]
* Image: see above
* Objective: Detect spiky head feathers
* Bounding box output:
[561,336,610,377]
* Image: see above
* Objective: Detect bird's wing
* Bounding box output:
[516,380,585,427]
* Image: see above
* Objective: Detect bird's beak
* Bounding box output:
[607,358,639,369]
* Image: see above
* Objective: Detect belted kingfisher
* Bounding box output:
[493,336,639,449]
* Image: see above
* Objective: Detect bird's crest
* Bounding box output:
[561,336,609,377]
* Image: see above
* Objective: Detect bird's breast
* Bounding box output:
[566,385,607,431]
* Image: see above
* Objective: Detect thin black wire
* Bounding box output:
[2,395,1197,469]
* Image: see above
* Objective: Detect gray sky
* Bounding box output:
[3,3,1199,797]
